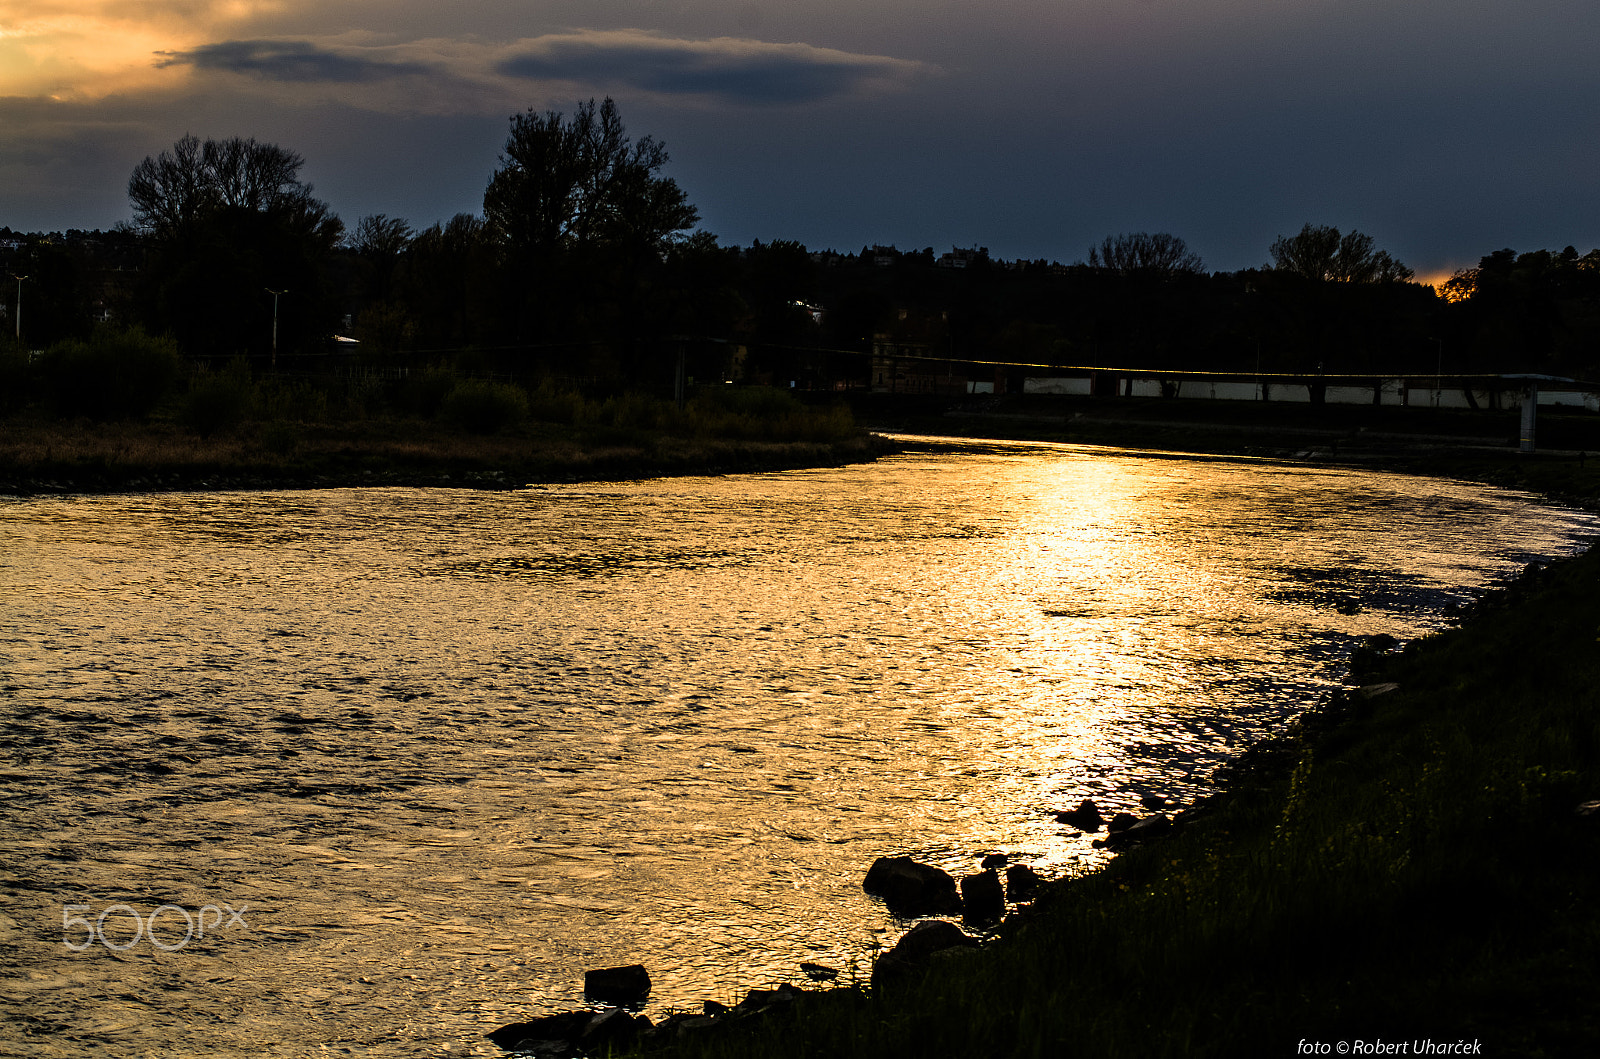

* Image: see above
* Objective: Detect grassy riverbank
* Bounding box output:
[621,442,1600,1057]
[0,389,886,495]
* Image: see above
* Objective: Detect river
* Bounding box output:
[1,438,1595,1056]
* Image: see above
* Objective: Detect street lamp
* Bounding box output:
[265,288,287,369]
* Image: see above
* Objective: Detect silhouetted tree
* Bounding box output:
[348,214,413,303]
[483,97,699,370]
[484,98,697,263]
[1268,224,1412,283]
[395,213,499,354]
[1442,246,1600,377]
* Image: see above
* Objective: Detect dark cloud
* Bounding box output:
[498,34,920,104]
[155,40,434,84]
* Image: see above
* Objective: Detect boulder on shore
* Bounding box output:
[487,1006,650,1055]
[1005,863,1043,902]
[961,869,1006,926]
[1107,812,1139,834]
[871,919,978,990]
[863,856,963,917]
[1097,813,1174,850]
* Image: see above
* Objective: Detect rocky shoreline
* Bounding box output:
[477,543,1592,1057]
[480,665,1409,1056]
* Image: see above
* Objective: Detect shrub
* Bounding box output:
[255,377,329,423]
[595,391,672,432]
[0,341,28,415]
[36,326,182,420]
[180,359,255,437]
[685,386,857,441]
[526,381,587,425]
[393,368,457,418]
[259,420,302,457]
[440,379,528,434]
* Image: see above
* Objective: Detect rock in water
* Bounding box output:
[800,961,839,982]
[1055,799,1105,832]
[863,856,962,917]
[584,964,651,1005]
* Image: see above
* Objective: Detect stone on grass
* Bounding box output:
[871,920,979,990]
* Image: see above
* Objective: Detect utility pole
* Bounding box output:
[1433,337,1443,408]
[266,288,287,370]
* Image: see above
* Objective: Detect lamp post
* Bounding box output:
[12,274,26,343]
[265,288,287,370]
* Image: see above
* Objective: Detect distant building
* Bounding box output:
[937,246,989,269]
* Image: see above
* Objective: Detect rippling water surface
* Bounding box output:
[2,439,1596,1055]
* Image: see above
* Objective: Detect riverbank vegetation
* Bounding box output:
[0,334,874,493]
[628,528,1600,1057]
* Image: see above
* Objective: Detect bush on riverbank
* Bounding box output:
[33,326,182,420]
[1,336,857,443]
[0,344,867,487]
[637,545,1600,1058]
[440,379,529,435]
[179,359,255,438]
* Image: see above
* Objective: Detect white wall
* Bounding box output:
[1539,390,1600,413]
[1023,376,1091,395]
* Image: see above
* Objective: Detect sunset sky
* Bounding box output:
[2,0,1596,274]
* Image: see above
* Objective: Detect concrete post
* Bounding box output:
[1520,381,1538,452]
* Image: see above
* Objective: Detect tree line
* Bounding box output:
[4,98,1599,393]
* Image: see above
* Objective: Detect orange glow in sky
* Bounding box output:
[0,9,199,100]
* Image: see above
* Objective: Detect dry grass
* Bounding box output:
[0,414,887,489]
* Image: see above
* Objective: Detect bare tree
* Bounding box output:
[350,214,414,259]
[1087,232,1205,277]
[128,134,335,241]
[127,134,211,234]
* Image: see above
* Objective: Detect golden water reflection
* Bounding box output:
[1,439,1595,1056]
